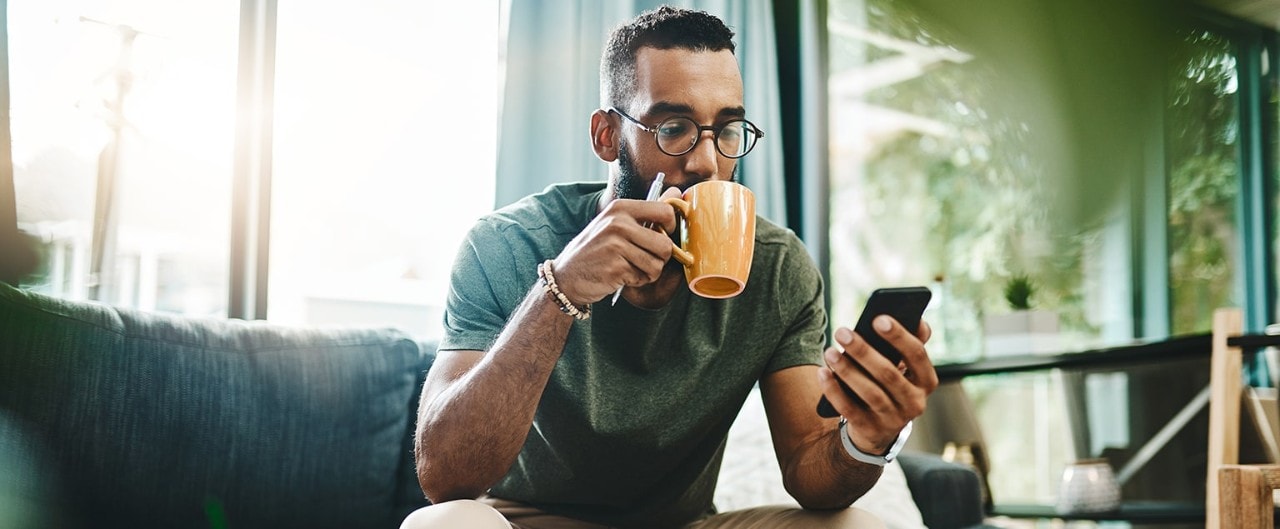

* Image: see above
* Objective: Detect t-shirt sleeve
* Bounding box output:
[763,238,828,374]
[439,220,521,352]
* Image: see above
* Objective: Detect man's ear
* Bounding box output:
[590,109,618,162]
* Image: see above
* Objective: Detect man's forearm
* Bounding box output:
[783,426,884,510]
[415,285,573,502]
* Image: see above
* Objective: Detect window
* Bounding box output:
[266,1,499,340]
[825,0,1109,362]
[11,1,502,340]
[12,0,239,315]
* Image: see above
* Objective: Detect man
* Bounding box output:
[402,6,936,529]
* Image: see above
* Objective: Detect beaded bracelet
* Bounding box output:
[537,260,591,320]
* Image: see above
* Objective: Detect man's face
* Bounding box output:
[612,47,745,199]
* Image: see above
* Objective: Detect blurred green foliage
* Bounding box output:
[1166,30,1240,333]
[828,0,1236,352]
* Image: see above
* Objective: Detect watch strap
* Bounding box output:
[838,418,913,466]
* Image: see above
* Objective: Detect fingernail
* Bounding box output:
[875,315,892,333]
[834,327,853,344]
[824,348,840,365]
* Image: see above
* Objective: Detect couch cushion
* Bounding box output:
[0,410,63,528]
[0,283,430,529]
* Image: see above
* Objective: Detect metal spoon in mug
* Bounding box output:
[610,172,666,306]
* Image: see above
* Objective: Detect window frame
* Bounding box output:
[228,0,278,320]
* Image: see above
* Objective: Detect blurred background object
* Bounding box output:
[0,230,39,286]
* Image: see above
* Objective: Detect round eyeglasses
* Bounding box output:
[608,107,764,159]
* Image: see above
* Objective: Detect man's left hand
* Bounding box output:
[817,316,938,455]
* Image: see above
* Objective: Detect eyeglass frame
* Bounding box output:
[607,106,764,159]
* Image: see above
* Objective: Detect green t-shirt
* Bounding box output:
[441,182,828,528]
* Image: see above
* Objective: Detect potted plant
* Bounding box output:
[983,274,1061,356]
[1004,274,1034,311]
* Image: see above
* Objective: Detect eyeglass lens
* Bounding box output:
[655,117,757,158]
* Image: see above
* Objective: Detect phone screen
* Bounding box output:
[817,286,932,418]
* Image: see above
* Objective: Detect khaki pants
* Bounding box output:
[399,496,885,529]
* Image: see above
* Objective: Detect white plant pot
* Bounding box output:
[1056,459,1121,514]
[983,310,1061,356]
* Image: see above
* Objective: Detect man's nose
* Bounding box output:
[682,131,722,181]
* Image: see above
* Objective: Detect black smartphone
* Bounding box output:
[816,286,933,418]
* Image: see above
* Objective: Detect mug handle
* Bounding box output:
[661,197,695,266]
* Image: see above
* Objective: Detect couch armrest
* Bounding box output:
[897,451,990,529]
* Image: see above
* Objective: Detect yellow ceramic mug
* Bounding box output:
[662,181,756,299]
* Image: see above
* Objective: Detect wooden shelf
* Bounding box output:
[934,333,1213,383]
[932,332,1280,383]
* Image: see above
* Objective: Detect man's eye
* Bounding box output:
[657,120,692,138]
[720,125,743,141]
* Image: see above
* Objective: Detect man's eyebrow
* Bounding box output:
[647,101,695,116]
[645,101,748,120]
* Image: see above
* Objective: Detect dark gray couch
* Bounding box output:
[0,282,992,529]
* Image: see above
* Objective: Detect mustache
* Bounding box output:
[670,174,737,193]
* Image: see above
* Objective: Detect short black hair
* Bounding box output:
[600,6,736,108]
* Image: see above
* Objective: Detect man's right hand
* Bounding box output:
[551,187,682,305]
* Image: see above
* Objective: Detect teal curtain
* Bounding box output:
[497,0,787,227]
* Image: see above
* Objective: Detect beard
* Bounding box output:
[614,142,648,200]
